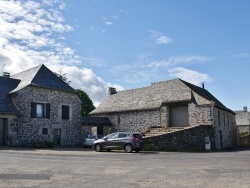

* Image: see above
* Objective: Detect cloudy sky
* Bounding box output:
[0,0,249,110]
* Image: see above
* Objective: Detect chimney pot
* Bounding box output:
[3,72,10,78]
[108,87,117,95]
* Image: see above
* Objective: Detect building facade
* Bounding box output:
[0,64,83,146]
[90,79,236,150]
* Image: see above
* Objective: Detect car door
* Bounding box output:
[102,133,118,149]
[116,133,129,148]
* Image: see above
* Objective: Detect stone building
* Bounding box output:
[0,64,83,146]
[235,106,250,146]
[90,79,236,150]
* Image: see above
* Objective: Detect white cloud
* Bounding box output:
[48,65,124,106]
[148,55,212,68]
[168,67,212,86]
[0,0,122,106]
[150,30,172,45]
[105,21,113,25]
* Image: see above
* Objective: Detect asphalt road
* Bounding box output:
[0,147,249,188]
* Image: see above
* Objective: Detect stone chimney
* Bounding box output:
[108,87,117,95]
[3,72,10,78]
[243,106,247,112]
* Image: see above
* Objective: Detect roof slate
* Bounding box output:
[0,77,20,113]
[10,64,75,93]
[90,79,229,114]
[235,111,250,125]
[1,64,76,114]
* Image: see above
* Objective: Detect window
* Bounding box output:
[36,103,44,118]
[31,102,50,118]
[118,133,128,138]
[218,110,220,126]
[118,115,120,124]
[42,128,48,135]
[62,105,70,120]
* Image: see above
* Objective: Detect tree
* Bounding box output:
[54,70,71,84]
[76,89,95,115]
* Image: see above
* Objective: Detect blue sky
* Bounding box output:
[0,0,249,110]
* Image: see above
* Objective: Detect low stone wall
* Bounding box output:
[143,125,214,151]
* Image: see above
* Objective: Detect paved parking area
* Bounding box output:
[0,147,249,188]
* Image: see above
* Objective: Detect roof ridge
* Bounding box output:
[11,64,42,78]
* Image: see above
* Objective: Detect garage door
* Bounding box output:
[0,119,5,145]
[169,105,189,127]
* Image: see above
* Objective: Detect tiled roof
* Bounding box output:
[90,79,230,114]
[10,64,75,93]
[235,111,250,125]
[0,77,20,113]
[180,79,226,108]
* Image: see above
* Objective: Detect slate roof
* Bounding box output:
[0,64,76,114]
[10,64,75,93]
[235,111,250,125]
[90,79,231,114]
[0,76,20,113]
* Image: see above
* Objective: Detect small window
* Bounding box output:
[42,128,48,135]
[36,103,44,118]
[62,105,70,120]
[31,102,50,119]
[118,115,120,124]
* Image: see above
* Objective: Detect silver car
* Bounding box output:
[83,135,100,148]
[92,132,143,153]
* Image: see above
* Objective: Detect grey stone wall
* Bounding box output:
[95,109,161,133]
[95,103,215,132]
[12,86,83,146]
[92,102,236,150]
[213,107,236,149]
[143,125,214,151]
[189,104,213,126]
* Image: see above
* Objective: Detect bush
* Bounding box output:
[143,144,156,151]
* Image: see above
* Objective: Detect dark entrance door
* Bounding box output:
[0,118,5,145]
[53,129,61,146]
[218,131,223,149]
[97,126,104,136]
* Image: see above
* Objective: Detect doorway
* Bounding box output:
[218,131,223,149]
[0,118,7,145]
[53,129,61,146]
[97,126,104,136]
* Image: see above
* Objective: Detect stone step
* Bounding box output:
[143,127,186,138]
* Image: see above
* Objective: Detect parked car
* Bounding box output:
[92,132,143,153]
[83,135,101,148]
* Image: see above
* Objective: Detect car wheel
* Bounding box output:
[95,144,102,152]
[124,144,133,153]
[134,148,141,153]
